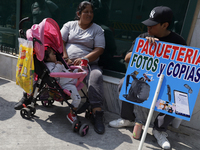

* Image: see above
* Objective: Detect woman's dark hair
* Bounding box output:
[74,1,94,20]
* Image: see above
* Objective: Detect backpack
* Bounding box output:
[123,72,150,103]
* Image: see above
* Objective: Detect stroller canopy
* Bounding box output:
[26,18,63,61]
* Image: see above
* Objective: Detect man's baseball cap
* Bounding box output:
[142,6,173,26]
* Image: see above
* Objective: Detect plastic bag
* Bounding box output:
[16,38,34,94]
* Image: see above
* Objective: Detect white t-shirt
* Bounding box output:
[60,20,105,63]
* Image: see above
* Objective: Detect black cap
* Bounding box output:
[142,6,173,26]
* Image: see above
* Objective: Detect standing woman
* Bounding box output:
[60,1,105,134]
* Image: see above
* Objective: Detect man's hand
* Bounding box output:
[145,37,159,44]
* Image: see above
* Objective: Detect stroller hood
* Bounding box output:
[26,18,63,61]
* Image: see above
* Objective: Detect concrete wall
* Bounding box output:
[0,52,18,81]
[1,52,200,130]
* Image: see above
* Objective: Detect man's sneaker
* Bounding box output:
[109,118,134,128]
[14,92,32,110]
[67,113,77,124]
[152,129,170,149]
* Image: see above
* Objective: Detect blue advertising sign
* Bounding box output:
[119,38,200,121]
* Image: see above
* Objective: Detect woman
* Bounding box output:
[60,1,105,134]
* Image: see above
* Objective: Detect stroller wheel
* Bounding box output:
[41,100,53,107]
[72,120,81,132]
[27,106,36,115]
[85,109,92,119]
[20,108,31,119]
[50,100,54,105]
[79,123,89,136]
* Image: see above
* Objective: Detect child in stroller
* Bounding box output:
[44,45,84,124]
[15,18,90,136]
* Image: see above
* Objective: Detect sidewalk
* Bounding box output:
[0,77,200,150]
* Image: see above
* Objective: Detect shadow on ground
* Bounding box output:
[26,104,134,149]
[0,97,16,121]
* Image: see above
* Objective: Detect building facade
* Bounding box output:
[0,0,199,74]
[0,0,200,130]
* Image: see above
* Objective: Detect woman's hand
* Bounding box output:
[145,37,159,44]
[68,59,73,65]
[73,58,82,65]
[65,58,73,65]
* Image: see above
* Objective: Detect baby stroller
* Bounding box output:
[16,18,91,136]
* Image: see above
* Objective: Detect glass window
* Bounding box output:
[96,0,190,73]
[19,0,194,74]
[0,1,17,49]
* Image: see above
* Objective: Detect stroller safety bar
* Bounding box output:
[49,72,87,81]
[50,71,87,88]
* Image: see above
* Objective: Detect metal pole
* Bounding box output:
[138,74,164,150]
[15,0,20,53]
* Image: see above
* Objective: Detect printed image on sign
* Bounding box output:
[119,38,200,121]
[174,90,190,118]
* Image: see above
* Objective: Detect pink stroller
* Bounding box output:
[18,18,90,136]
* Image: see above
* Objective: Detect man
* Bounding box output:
[109,6,186,150]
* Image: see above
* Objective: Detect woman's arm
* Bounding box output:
[74,25,105,65]
[62,40,73,64]
[73,47,104,65]
[62,40,68,59]
[84,47,104,62]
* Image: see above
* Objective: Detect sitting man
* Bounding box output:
[109,6,186,150]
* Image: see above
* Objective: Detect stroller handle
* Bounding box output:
[19,17,30,38]
[19,17,30,29]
